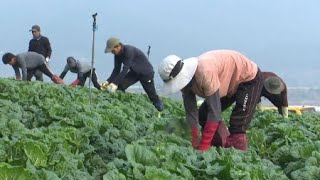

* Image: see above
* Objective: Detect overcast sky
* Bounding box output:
[0,0,319,87]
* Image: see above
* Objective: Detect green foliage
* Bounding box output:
[0,78,320,179]
[0,162,33,180]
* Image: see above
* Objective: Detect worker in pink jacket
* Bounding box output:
[158,50,264,151]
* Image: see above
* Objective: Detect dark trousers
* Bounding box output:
[78,69,101,90]
[27,64,54,80]
[34,70,44,81]
[199,69,264,133]
[33,62,50,81]
[118,71,161,106]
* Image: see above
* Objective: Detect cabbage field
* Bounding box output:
[0,78,320,180]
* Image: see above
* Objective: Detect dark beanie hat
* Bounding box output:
[67,56,77,68]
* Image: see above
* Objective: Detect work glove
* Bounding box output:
[191,127,199,148]
[51,75,65,84]
[282,106,289,118]
[70,79,80,86]
[45,57,50,63]
[100,81,109,90]
[197,121,219,151]
[106,83,118,92]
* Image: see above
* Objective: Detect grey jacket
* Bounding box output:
[13,52,46,80]
[59,61,92,80]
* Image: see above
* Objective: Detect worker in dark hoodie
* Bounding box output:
[101,37,164,112]
[2,52,64,84]
[59,57,101,89]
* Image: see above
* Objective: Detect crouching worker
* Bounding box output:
[158,50,264,151]
[2,52,64,84]
[59,57,101,89]
[257,72,288,118]
[101,37,163,112]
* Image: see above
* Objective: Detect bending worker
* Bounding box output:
[2,52,64,84]
[158,50,264,151]
[101,37,163,112]
[257,72,288,117]
[198,72,289,149]
[59,57,101,89]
